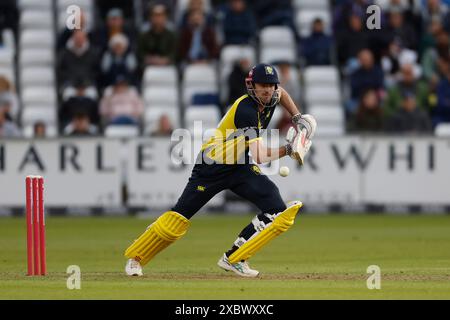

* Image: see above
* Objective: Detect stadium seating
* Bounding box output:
[18,0,53,10]
[18,0,58,137]
[21,105,57,127]
[1,0,441,141]
[435,123,450,137]
[260,26,297,64]
[143,66,178,88]
[293,0,330,10]
[303,65,344,136]
[20,30,55,49]
[104,125,140,138]
[22,87,57,106]
[19,48,54,67]
[20,67,55,88]
[144,87,179,107]
[20,10,54,29]
[141,65,180,135]
[304,66,339,86]
[182,64,218,108]
[185,106,221,137]
[144,107,181,135]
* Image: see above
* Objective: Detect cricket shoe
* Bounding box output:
[125,258,143,276]
[217,254,259,278]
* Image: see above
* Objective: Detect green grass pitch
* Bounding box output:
[1,214,450,299]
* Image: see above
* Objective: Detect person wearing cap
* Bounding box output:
[123,63,317,278]
[101,33,138,87]
[384,63,429,117]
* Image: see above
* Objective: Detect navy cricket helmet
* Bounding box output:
[245,63,281,108]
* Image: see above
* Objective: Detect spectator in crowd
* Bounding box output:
[151,114,174,136]
[349,89,384,133]
[227,58,251,106]
[384,63,429,117]
[350,49,384,104]
[433,64,450,126]
[141,0,177,22]
[381,39,403,85]
[333,0,371,33]
[386,92,432,133]
[57,30,100,90]
[301,18,332,66]
[421,0,450,33]
[138,4,177,68]
[92,8,136,53]
[419,16,444,57]
[0,75,19,121]
[179,9,220,64]
[101,33,138,87]
[386,8,418,51]
[179,0,215,29]
[64,111,98,136]
[222,0,257,45]
[59,79,99,128]
[0,106,20,138]
[422,30,450,82]
[99,74,144,126]
[57,9,91,50]
[337,13,370,67]
[33,121,47,138]
[382,0,422,34]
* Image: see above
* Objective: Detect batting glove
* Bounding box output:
[292,113,317,140]
[285,126,312,165]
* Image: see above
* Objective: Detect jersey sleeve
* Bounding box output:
[233,102,261,143]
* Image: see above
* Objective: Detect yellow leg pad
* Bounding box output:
[228,203,302,264]
[124,211,190,266]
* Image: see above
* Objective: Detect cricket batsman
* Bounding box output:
[124,63,317,277]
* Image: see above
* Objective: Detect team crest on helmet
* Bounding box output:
[251,165,261,175]
[265,66,274,75]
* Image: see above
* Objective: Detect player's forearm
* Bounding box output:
[279,87,302,116]
[253,145,287,164]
